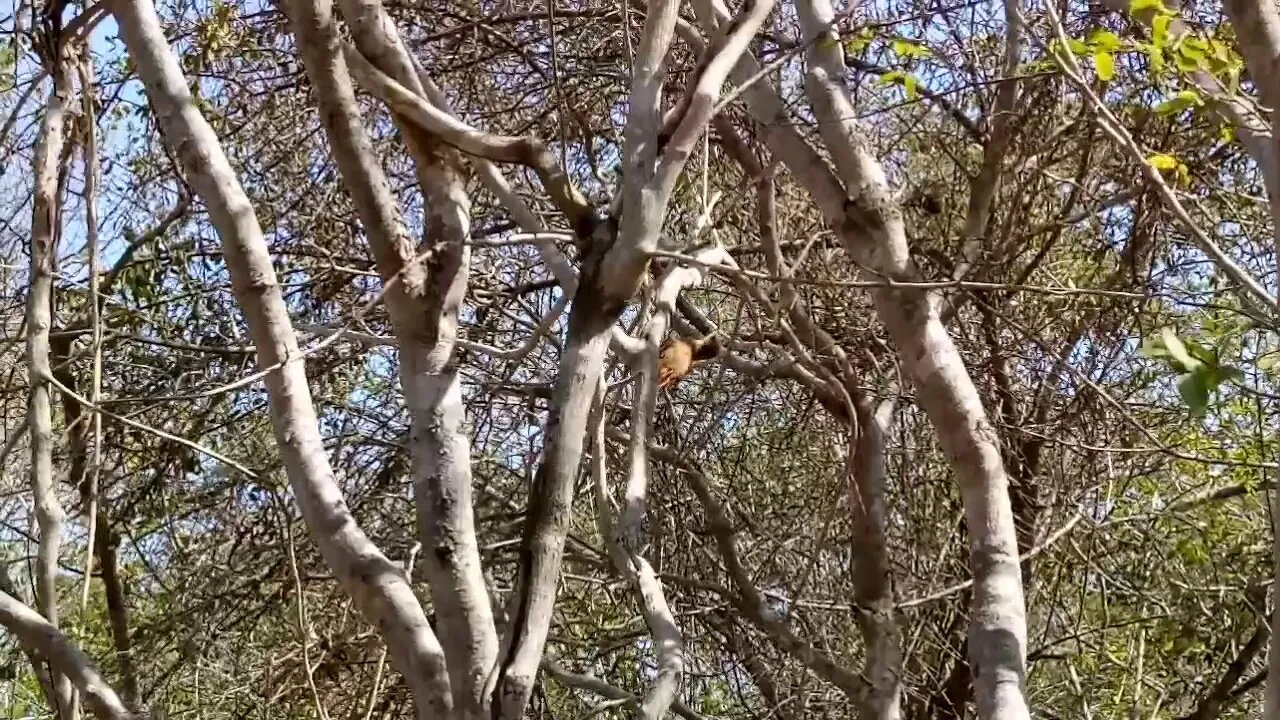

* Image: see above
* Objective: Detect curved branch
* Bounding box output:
[341,43,595,234]
[111,1,454,715]
[0,590,133,720]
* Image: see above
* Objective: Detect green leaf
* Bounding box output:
[1160,327,1202,372]
[878,70,922,100]
[903,73,921,99]
[1129,0,1175,14]
[1094,51,1116,81]
[1143,151,1191,185]
[1209,364,1244,386]
[1175,536,1210,564]
[1173,49,1202,72]
[1146,43,1166,72]
[1087,29,1123,52]
[846,27,875,55]
[1181,336,1217,366]
[1152,15,1172,46]
[1154,90,1203,115]
[878,70,907,86]
[1177,371,1210,415]
[1139,336,1172,361]
[892,38,932,59]
[1181,36,1209,54]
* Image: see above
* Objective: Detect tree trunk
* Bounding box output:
[1214,3,1280,716]
[111,1,453,715]
[849,396,903,720]
[700,0,1034,715]
[28,55,77,720]
[286,0,497,712]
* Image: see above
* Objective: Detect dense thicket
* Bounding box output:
[2,0,1279,718]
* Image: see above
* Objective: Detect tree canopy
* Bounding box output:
[3,0,1280,718]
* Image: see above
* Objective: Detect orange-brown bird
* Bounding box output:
[657,335,721,390]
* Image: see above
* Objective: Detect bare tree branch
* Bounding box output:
[0,590,134,720]
[111,1,454,715]
[27,41,76,720]
[284,0,497,712]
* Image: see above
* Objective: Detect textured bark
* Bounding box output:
[1213,4,1280,716]
[686,1,1030,715]
[94,520,139,706]
[339,46,592,233]
[494,284,618,717]
[111,1,453,716]
[50,339,138,707]
[489,2,774,715]
[0,591,134,720]
[286,0,497,713]
[74,52,105,623]
[591,381,682,720]
[540,656,709,720]
[596,247,732,718]
[28,56,76,720]
[939,0,1024,325]
[848,397,903,720]
[1272,476,1280,720]
[796,3,1029,710]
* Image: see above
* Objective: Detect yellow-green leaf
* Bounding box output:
[1173,50,1201,72]
[892,38,932,60]
[1129,0,1175,14]
[1087,29,1122,52]
[1154,90,1202,115]
[1161,327,1202,372]
[1094,51,1116,81]
[846,27,875,55]
[1152,15,1171,46]
[903,74,921,100]
[1147,153,1180,171]
[1176,162,1191,186]
[878,70,906,86]
[1146,44,1166,72]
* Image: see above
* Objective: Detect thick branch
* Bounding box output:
[341,43,594,234]
[284,0,497,712]
[111,1,453,715]
[28,55,76,720]
[0,590,133,720]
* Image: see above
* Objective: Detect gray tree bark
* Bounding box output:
[488,2,775,715]
[27,50,77,720]
[683,1,1031,715]
[793,5,1029,714]
[286,0,497,713]
[110,1,453,716]
[0,590,133,720]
